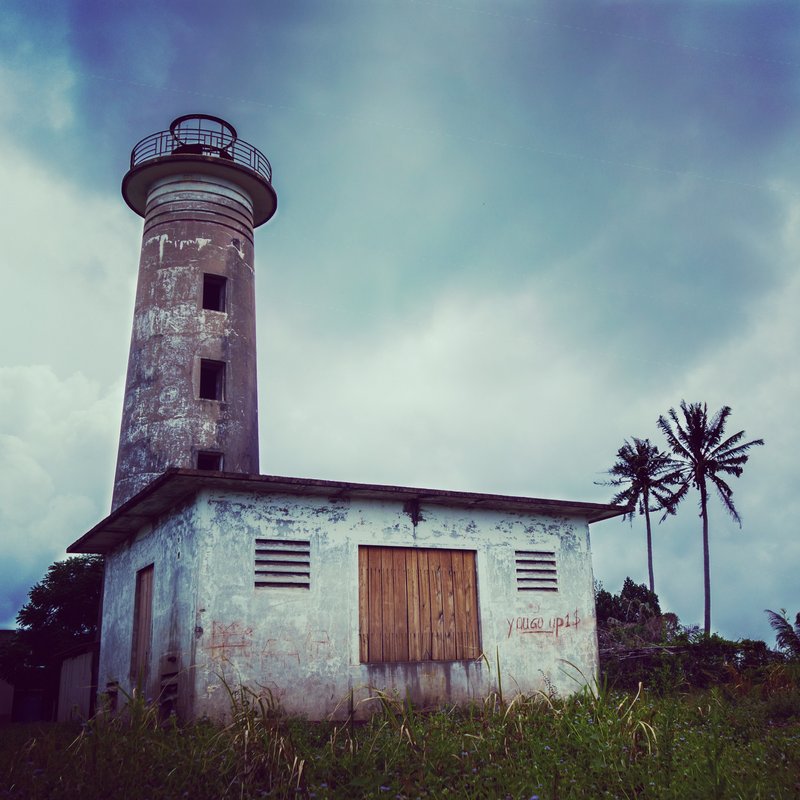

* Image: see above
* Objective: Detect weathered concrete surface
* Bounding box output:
[112,174,261,509]
[99,500,200,719]
[98,487,599,720]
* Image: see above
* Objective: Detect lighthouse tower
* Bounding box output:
[112,115,277,509]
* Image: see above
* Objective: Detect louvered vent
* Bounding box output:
[254,539,311,589]
[515,550,558,592]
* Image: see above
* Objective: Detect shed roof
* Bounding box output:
[68,469,628,554]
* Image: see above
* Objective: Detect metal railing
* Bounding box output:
[129,127,273,184]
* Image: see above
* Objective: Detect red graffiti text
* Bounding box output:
[506,609,581,639]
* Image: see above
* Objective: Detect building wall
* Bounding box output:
[191,489,598,720]
[98,500,201,718]
[99,488,598,720]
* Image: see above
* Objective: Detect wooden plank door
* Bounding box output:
[131,564,154,684]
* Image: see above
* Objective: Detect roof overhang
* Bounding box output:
[68,469,629,554]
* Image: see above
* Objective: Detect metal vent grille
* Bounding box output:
[254,539,311,589]
[515,550,558,592]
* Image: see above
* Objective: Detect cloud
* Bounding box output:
[591,189,800,642]
[2,0,797,651]
[0,365,120,626]
[260,282,609,495]
[0,124,139,383]
[257,182,800,644]
[0,7,75,135]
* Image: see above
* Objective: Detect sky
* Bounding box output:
[0,0,798,647]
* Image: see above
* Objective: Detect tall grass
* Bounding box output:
[2,679,799,799]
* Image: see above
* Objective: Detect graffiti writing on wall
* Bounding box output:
[506,609,581,639]
[262,638,300,665]
[209,621,253,660]
[306,630,331,659]
[260,630,331,667]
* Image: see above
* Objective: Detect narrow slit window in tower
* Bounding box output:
[197,451,224,471]
[202,274,227,312]
[199,359,225,400]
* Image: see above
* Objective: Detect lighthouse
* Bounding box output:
[68,113,620,722]
[112,115,277,509]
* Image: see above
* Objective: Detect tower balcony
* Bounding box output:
[122,114,277,226]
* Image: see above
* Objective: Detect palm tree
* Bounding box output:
[765,608,800,659]
[600,438,681,594]
[657,401,764,637]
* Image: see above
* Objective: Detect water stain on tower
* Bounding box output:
[112,115,277,509]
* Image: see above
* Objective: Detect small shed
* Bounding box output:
[69,469,623,720]
[56,641,98,722]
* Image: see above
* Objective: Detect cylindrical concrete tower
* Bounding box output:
[112,115,277,509]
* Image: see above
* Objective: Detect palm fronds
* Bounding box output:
[765,608,800,659]
[598,437,681,592]
[658,401,763,636]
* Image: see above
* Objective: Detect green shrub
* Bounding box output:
[595,579,788,695]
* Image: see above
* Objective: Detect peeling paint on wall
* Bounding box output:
[97,487,600,721]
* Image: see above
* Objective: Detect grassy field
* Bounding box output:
[2,680,799,799]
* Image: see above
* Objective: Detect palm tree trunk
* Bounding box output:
[643,490,654,593]
[700,479,711,637]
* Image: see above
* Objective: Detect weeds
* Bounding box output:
[1,681,799,799]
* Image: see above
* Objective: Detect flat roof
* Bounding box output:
[68,469,629,554]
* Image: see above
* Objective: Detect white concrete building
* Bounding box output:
[69,470,622,720]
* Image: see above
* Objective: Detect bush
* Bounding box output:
[595,579,784,693]
[595,577,661,627]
